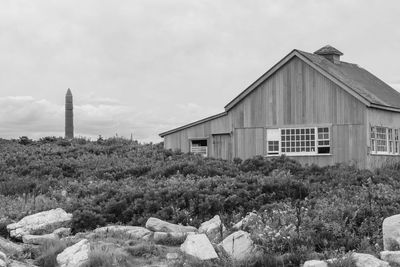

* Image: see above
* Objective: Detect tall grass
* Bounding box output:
[34,239,68,267]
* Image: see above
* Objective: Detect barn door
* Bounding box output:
[212,134,232,160]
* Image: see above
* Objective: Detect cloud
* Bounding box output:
[0,1,400,142]
[0,96,62,131]
[0,95,221,142]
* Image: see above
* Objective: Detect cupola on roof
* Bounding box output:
[314,45,343,56]
[314,45,343,64]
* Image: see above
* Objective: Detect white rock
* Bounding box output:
[0,251,6,267]
[0,251,6,262]
[219,230,254,261]
[232,220,243,231]
[180,234,218,260]
[153,232,194,244]
[145,217,197,233]
[0,237,23,255]
[7,208,72,239]
[95,225,138,234]
[22,233,58,245]
[53,228,71,238]
[61,190,67,197]
[95,225,153,240]
[383,214,400,250]
[199,215,226,243]
[8,260,38,267]
[303,260,328,267]
[166,252,179,260]
[380,251,400,265]
[232,212,258,231]
[126,227,153,240]
[352,253,389,267]
[56,239,90,267]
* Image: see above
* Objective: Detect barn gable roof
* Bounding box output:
[298,50,400,109]
[225,48,400,111]
[159,112,227,137]
[160,47,400,137]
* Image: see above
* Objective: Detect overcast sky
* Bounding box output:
[1,0,400,142]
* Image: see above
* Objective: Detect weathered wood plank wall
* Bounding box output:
[366,108,400,169]
[228,57,366,166]
[163,56,372,167]
[163,114,231,156]
[212,134,232,160]
[229,57,365,127]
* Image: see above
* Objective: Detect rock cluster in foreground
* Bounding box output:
[1,210,257,266]
[7,208,72,240]
[7,208,400,266]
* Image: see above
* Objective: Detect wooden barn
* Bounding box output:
[159,45,400,169]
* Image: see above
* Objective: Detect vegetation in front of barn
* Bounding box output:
[1,137,400,266]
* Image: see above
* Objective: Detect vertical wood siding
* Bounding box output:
[366,108,400,169]
[228,56,366,166]
[229,57,365,128]
[212,134,232,160]
[163,55,369,167]
[163,114,231,156]
[234,128,265,158]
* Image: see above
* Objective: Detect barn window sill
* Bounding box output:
[265,154,332,157]
[369,153,400,157]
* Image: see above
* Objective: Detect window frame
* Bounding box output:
[370,126,376,153]
[389,128,394,154]
[189,138,208,157]
[265,126,331,157]
[266,129,280,155]
[370,126,400,156]
[375,126,388,154]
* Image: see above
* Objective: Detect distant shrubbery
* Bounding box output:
[1,137,400,264]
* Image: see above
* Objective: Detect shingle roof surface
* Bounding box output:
[298,50,400,108]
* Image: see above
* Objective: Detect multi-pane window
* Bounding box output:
[266,129,280,155]
[370,127,376,152]
[317,127,330,154]
[266,126,330,156]
[190,139,208,156]
[268,141,279,155]
[370,126,400,155]
[376,127,388,152]
[281,128,315,153]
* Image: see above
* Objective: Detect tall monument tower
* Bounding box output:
[65,88,74,139]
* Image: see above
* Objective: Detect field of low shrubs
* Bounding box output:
[2,136,400,266]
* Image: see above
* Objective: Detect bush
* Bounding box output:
[0,218,11,238]
[83,248,114,267]
[34,239,68,267]
[328,254,357,267]
[125,242,161,257]
[71,210,106,233]
[2,138,400,261]
[83,243,131,267]
[18,136,32,145]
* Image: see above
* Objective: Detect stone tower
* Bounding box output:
[65,88,74,139]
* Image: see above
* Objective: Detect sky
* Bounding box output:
[1,0,400,143]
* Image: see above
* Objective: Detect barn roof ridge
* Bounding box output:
[224,48,400,110]
[296,49,400,109]
[160,47,400,137]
